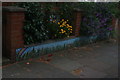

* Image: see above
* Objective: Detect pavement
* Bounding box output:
[1,40,118,78]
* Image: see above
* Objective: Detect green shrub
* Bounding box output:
[14,2,75,44]
[47,19,73,39]
[14,2,49,45]
[78,2,119,40]
[14,2,119,45]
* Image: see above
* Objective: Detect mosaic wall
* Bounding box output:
[16,36,98,61]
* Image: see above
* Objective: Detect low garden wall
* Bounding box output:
[2,2,119,62]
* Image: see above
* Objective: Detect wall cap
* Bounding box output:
[3,6,26,12]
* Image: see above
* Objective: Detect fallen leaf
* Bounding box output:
[26,62,30,65]
[48,54,53,57]
[46,58,51,62]
[35,58,45,62]
[72,69,83,75]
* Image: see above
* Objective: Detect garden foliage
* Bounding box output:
[15,3,49,45]
[47,19,73,39]
[14,2,119,45]
[15,2,74,45]
[77,2,119,39]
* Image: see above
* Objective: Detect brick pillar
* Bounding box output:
[3,6,25,62]
[112,17,119,40]
[112,17,117,28]
[73,8,83,37]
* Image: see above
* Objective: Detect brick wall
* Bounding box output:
[73,8,83,37]
[3,6,25,62]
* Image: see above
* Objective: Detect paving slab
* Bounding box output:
[2,60,78,78]
[72,67,107,78]
[49,56,83,72]
[104,65,118,76]
[2,64,30,78]
[94,55,118,65]
[85,59,112,72]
